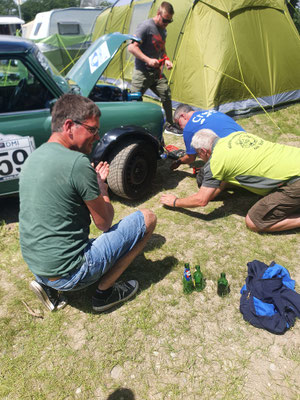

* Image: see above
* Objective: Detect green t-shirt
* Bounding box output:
[19,142,100,277]
[203,132,300,195]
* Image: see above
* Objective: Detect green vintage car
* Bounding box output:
[0,33,165,199]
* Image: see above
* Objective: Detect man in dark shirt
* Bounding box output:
[128,2,181,136]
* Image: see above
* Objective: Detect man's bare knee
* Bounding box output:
[245,214,261,232]
[140,209,157,233]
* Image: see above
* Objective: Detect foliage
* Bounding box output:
[287,0,300,33]
[21,0,81,23]
[0,0,18,16]
[80,0,113,6]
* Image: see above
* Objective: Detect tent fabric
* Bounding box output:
[91,0,300,115]
[34,34,92,75]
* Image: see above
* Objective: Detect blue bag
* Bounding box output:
[240,260,300,334]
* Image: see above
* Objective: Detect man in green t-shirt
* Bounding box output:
[160,129,300,233]
[19,94,156,312]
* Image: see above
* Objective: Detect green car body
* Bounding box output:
[0,33,164,199]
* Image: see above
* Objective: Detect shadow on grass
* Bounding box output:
[106,388,135,400]
[163,189,261,221]
[67,234,176,314]
[0,196,19,224]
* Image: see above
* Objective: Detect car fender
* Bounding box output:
[92,125,162,165]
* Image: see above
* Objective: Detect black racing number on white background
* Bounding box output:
[0,149,28,177]
[12,149,28,172]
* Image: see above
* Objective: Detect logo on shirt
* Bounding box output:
[227,132,264,149]
[192,110,217,125]
[152,34,165,52]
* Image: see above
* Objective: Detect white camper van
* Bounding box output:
[0,16,24,35]
[23,7,103,40]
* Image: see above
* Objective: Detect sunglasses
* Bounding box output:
[160,13,173,24]
[73,120,100,136]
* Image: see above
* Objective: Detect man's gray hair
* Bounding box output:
[191,129,218,151]
[174,103,194,120]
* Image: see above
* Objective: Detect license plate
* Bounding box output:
[0,136,36,182]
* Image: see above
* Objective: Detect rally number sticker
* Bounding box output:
[0,136,35,182]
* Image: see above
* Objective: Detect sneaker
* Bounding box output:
[92,280,139,312]
[30,280,68,312]
[164,123,183,136]
[196,167,204,188]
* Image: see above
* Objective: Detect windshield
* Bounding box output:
[34,48,70,92]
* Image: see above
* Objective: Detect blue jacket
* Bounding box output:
[240,260,300,334]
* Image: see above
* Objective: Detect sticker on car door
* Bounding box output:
[0,135,35,182]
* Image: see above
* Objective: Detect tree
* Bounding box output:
[21,0,81,23]
[0,0,18,16]
[287,0,300,33]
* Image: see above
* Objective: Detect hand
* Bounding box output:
[170,159,182,170]
[165,60,173,70]
[160,193,177,207]
[95,161,109,181]
[147,58,160,68]
[95,161,109,194]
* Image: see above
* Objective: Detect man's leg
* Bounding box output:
[97,209,156,290]
[246,213,300,232]
[131,69,150,95]
[150,74,173,124]
[245,181,300,233]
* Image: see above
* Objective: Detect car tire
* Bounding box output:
[107,140,157,200]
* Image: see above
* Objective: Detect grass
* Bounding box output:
[0,103,300,399]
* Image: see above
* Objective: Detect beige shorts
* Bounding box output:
[247,179,300,230]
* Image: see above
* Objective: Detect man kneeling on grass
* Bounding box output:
[19,94,156,312]
[160,129,300,233]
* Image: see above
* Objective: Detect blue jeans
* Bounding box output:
[34,211,146,291]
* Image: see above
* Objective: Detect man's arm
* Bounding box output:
[85,162,114,232]
[171,154,196,170]
[160,186,220,209]
[128,41,160,68]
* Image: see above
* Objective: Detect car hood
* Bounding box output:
[66,32,140,98]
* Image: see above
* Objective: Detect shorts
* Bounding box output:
[247,179,300,230]
[35,210,146,291]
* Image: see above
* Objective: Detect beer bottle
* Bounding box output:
[183,263,194,294]
[193,265,205,292]
[217,272,230,296]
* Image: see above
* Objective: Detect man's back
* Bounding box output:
[184,110,244,154]
[206,132,300,195]
[19,142,100,277]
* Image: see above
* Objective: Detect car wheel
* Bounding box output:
[107,141,157,200]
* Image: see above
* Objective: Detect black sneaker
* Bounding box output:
[164,123,183,136]
[92,280,139,312]
[196,167,204,188]
[30,280,68,312]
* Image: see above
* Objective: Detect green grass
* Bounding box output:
[0,103,300,399]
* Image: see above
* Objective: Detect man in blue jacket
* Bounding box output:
[170,103,244,171]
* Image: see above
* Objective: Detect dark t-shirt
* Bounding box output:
[135,18,167,72]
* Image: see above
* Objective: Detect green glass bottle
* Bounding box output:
[193,265,205,292]
[183,263,194,294]
[217,272,230,296]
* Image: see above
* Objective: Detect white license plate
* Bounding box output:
[0,136,36,182]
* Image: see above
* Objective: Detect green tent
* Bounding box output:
[35,33,92,75]
[92,0,300,115]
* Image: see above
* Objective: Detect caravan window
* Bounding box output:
[33,22,42,36]
[58,22,80,35]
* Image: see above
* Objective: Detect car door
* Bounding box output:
[0,57,54,196]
